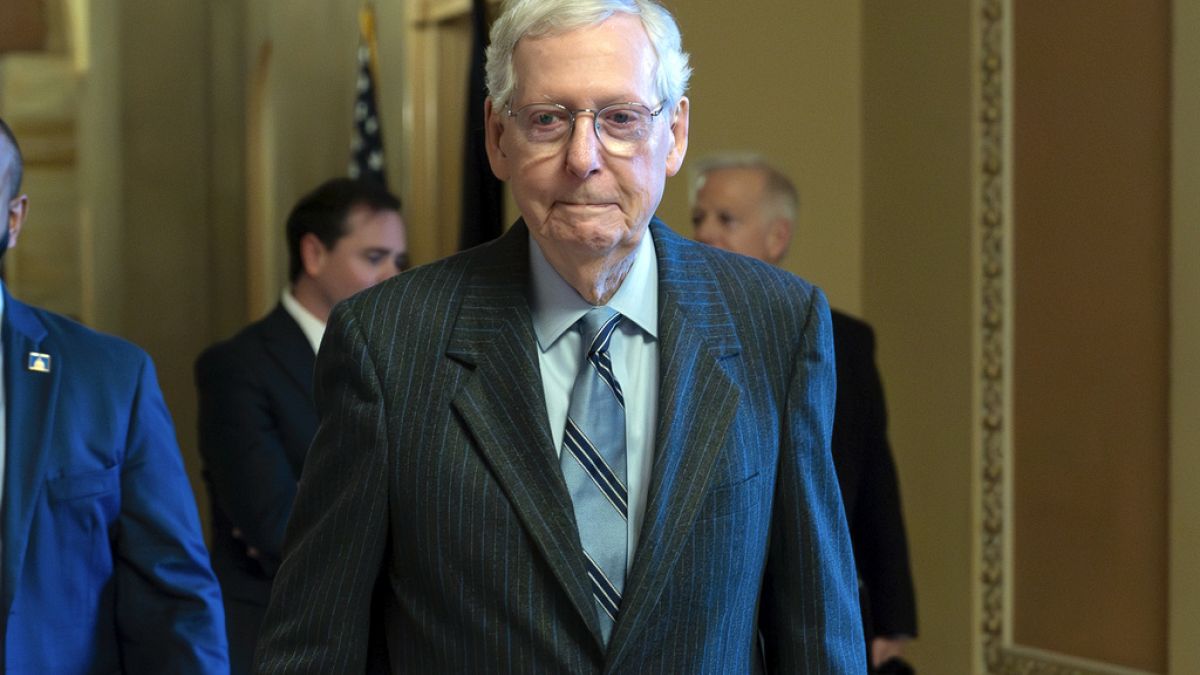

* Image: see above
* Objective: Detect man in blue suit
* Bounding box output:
[256,1,865,671]
[1,118,228,673]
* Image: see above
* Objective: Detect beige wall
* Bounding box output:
[110,0,215,529]
[663,1,864,314]
[862,1,975,673]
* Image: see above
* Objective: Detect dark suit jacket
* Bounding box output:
[257,220,865,673]
[829,311,917,642]
[195,304,316,670]
[1,286,227,674]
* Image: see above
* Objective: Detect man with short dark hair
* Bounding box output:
[257,1,864,671]
[693,154,918,672]
[195,177,406,674]
[0,118,228,672]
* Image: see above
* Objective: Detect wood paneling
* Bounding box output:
[0,0,47,53]
[1012,2,1170,671]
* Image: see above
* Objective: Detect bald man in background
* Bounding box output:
[692,155,917,673]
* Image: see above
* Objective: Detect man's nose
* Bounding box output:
[380,262,402,283]
[694,218,720,245]
[565,114,602,178]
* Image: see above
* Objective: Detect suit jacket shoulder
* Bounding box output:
[9,299,151,374]
[654,223,823,343]
[198,304,310,380]
[831,309,874,351]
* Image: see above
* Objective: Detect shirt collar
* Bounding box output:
[529,227,658,352]
[280,287,326,354]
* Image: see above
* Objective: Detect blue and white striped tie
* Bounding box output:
[560,306,627,645]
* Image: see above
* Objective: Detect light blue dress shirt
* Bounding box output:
[529,230,659,568]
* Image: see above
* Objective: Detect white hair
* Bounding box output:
[485,0,692,110]
[690,153,800,224]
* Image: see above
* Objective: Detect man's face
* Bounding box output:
[1,143,27,258]
[691,167,780,264]
[485,13,689,264]
[307,206,407,307]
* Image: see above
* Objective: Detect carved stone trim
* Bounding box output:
[977,0,1007,668]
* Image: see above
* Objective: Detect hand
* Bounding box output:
[231,526,262,560]
[871,636,909,668]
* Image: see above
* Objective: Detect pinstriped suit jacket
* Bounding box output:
[255,220,865,673]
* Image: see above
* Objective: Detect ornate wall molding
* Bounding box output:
[975,2,1161,673]
[976,0,1006,670]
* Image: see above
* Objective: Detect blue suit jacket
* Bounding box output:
[257,221,865,673]
[1,287,228,674]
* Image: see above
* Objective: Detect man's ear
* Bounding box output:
[7,193,28,250]
[766,216,793,265]
[484,98,511,181]
[299,232,328,278]
[664,96,690,177]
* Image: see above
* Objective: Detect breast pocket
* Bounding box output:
[48,465,121,502]
[46,464,122,540]
[697,471,764,521]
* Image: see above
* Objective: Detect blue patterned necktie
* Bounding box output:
[560,306,627,645]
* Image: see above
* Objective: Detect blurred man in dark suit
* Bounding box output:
[692,154,917,671]
[194,177,406,674]
[255,0,864,672]
[1,117,227,673]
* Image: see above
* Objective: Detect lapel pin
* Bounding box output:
[27,352,51,373]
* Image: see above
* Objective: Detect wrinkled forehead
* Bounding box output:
[511,14,658,102]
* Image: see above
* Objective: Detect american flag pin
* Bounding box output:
[27,352,51,373]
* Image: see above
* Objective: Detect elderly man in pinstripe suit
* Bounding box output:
[256,0,865,672]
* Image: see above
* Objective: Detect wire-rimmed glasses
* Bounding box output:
[504,101,666,157]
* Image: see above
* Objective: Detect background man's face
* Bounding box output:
[691,167,776,262]
[309,206,407,307]
[1,141,26,257]
[486,13,689,263]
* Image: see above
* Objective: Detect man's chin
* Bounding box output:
[554,225,642,261]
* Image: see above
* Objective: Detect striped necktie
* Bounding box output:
[560,306,627,645]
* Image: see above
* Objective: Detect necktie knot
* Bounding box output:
[579,306,621,358]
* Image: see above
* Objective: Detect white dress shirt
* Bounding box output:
[280,287,326,355]
[529,230,659,567]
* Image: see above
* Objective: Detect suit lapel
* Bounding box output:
[259,303,316,399]
[607,222,743,664]
[1,290,62,617]
[446,223,606,648]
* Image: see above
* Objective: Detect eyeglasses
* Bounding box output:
[504,101,665,157]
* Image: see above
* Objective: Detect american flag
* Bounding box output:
[458,0,504,249]
[349,4,387,187]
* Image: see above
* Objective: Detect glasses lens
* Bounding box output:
[513,104,572,144]
[597,103,656,156]
[598,105,652,142]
